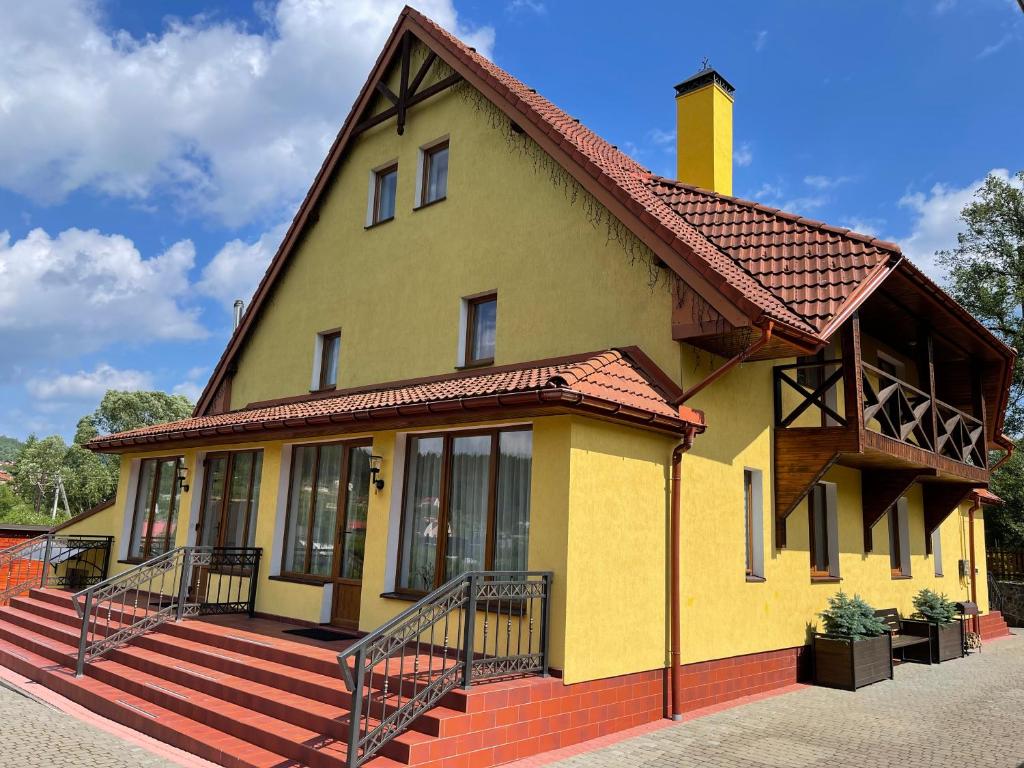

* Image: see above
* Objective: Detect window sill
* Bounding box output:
[364,216,395,230]
[745,574,766,583]
[413,196,447,211]
[891,574,913,580]
[379,591,420,602]
[119,559,144,566]
[309,385,337,395]
[269,574,328,587]
[811,575,842,584]
[456,359,495,371]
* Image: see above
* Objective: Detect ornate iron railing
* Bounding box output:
[0,534,112,606]
[338,571,552,768]
[72,545,261,676]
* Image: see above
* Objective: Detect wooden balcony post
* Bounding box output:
[841,313,865,442]
[920,328,939,453]
[972,363,988,469]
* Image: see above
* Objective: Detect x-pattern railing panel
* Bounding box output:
[338,571,552,768]
[772,359,846,428]
[861,362,936,452]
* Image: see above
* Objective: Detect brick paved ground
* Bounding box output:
[0,677,180,768]
[525,632,1024,768]
[0,634,1020,768]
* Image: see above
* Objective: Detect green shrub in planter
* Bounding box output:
[814,592,892,690]
[818,592,889,639]
[906,588,964,663]
[912,589,957,624]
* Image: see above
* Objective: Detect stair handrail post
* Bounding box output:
[175,548,194,622]
[39,533,54,588]
[461,572,478,690]
[247,548,261,618]
[541,572,552,678]
[75,588,93,677]
[100,536,113,580]
[346,644,367,768]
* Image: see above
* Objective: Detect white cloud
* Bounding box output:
[978,34,1013,58]
[898,168,1020,279]
[173,366,209,402]
[804,174,853,190]
[27,364,154,401]
[0,0,494,227]
[734,142,753,168]
[754,30,768,52]
[934,0,957,13]
[839,217,886,238]
[507,0,546,14]
[0,227,205,379]
[196,223,289,308]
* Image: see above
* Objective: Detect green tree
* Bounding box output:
[938,170,1024,547]
[0,435,24,462]
[11,435,74,516]
[75,391,193,444]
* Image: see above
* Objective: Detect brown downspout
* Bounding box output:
[678,322,774,403]
[991,433,1016,471]
[670,425,697,721]
[968,495,980,636]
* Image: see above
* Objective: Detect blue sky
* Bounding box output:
[1,0,1021,441]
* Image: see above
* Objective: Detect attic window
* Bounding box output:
[314,330,341,391]
[419,139,449,206]
[371,163,398,225]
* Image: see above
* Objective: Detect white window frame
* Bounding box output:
[744,468,765,580]
[931,526,943,576]
[456,291,497,367]
[889,496,912,577]
[414,135,449,209]
[311,329,341,391]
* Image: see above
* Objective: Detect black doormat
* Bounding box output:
[283,626,360,642]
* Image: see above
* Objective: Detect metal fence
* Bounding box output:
[0,534,112,605]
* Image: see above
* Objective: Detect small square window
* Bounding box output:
[465,294,496,366]
[317,331,340,390]
[372,164,397,224]
[421,141,448,205]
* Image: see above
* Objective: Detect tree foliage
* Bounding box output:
[818,592,889,639]
[0,389,194,525]
[912,588,957,624]
[938,170,1024,547]
[0,435,24,462]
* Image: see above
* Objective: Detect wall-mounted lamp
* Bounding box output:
[369,455,385,492]
[176,464,190,493]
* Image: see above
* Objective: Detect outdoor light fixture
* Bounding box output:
[369,455,385,492]
[176,464,190,493]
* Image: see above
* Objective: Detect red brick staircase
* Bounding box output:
[978,610,1011,640]
[0,588,562,768]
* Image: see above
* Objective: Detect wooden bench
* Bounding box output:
[875,608,932,663]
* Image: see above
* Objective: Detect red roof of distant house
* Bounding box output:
[89,350,703,451]
[0,470,12,484]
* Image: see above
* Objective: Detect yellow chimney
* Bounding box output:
[674,68,734,195]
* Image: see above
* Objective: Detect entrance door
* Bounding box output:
[196,451,263,549]
[330,443,373,628]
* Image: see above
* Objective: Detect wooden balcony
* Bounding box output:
[772,317,990,550]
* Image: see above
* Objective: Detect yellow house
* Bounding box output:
[0,7,1015,768]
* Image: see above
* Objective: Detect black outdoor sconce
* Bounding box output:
[176,464,190,493]
[369,455,385,492]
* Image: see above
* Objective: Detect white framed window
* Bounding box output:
[888,496,912,578]
[366,161,398,226]
[415,137,449,208]
[744,468,765,580]
[809,482,840,579]
[311,330,341,391]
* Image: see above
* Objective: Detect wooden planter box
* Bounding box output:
[901,618,964,663]
[813,633,893,691]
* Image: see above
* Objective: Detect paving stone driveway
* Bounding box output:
[0,678,179,768]
[544,632,1024,768]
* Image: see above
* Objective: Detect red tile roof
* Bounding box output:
[0,470,11,484]
[973,488,1003,506]
[89,351,703,451]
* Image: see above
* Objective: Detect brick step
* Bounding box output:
[0,610,413,768]
[29,588,342,679]
[6,597,467,742]
[17,592,475,717]
[0,635,295,768]
[979,610,1011,640]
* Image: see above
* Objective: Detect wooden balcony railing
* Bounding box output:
[774,358,986,469]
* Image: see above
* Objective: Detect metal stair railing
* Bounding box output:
[0,533,112,606]
[72,545,261,677]
[338,570,552,768]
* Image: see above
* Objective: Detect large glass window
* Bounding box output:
[397,428,532,593]
[198,450,262,549]
[129,456,183,561]
[282,441,372,580]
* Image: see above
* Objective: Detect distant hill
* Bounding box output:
[0,435,24,463]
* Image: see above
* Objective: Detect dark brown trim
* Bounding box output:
[195,450,262,549]
[810,576,842,584]
[371,163,398,225]
[268,573,328,587]
[464,293,497,368]
[128,456,183,561]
